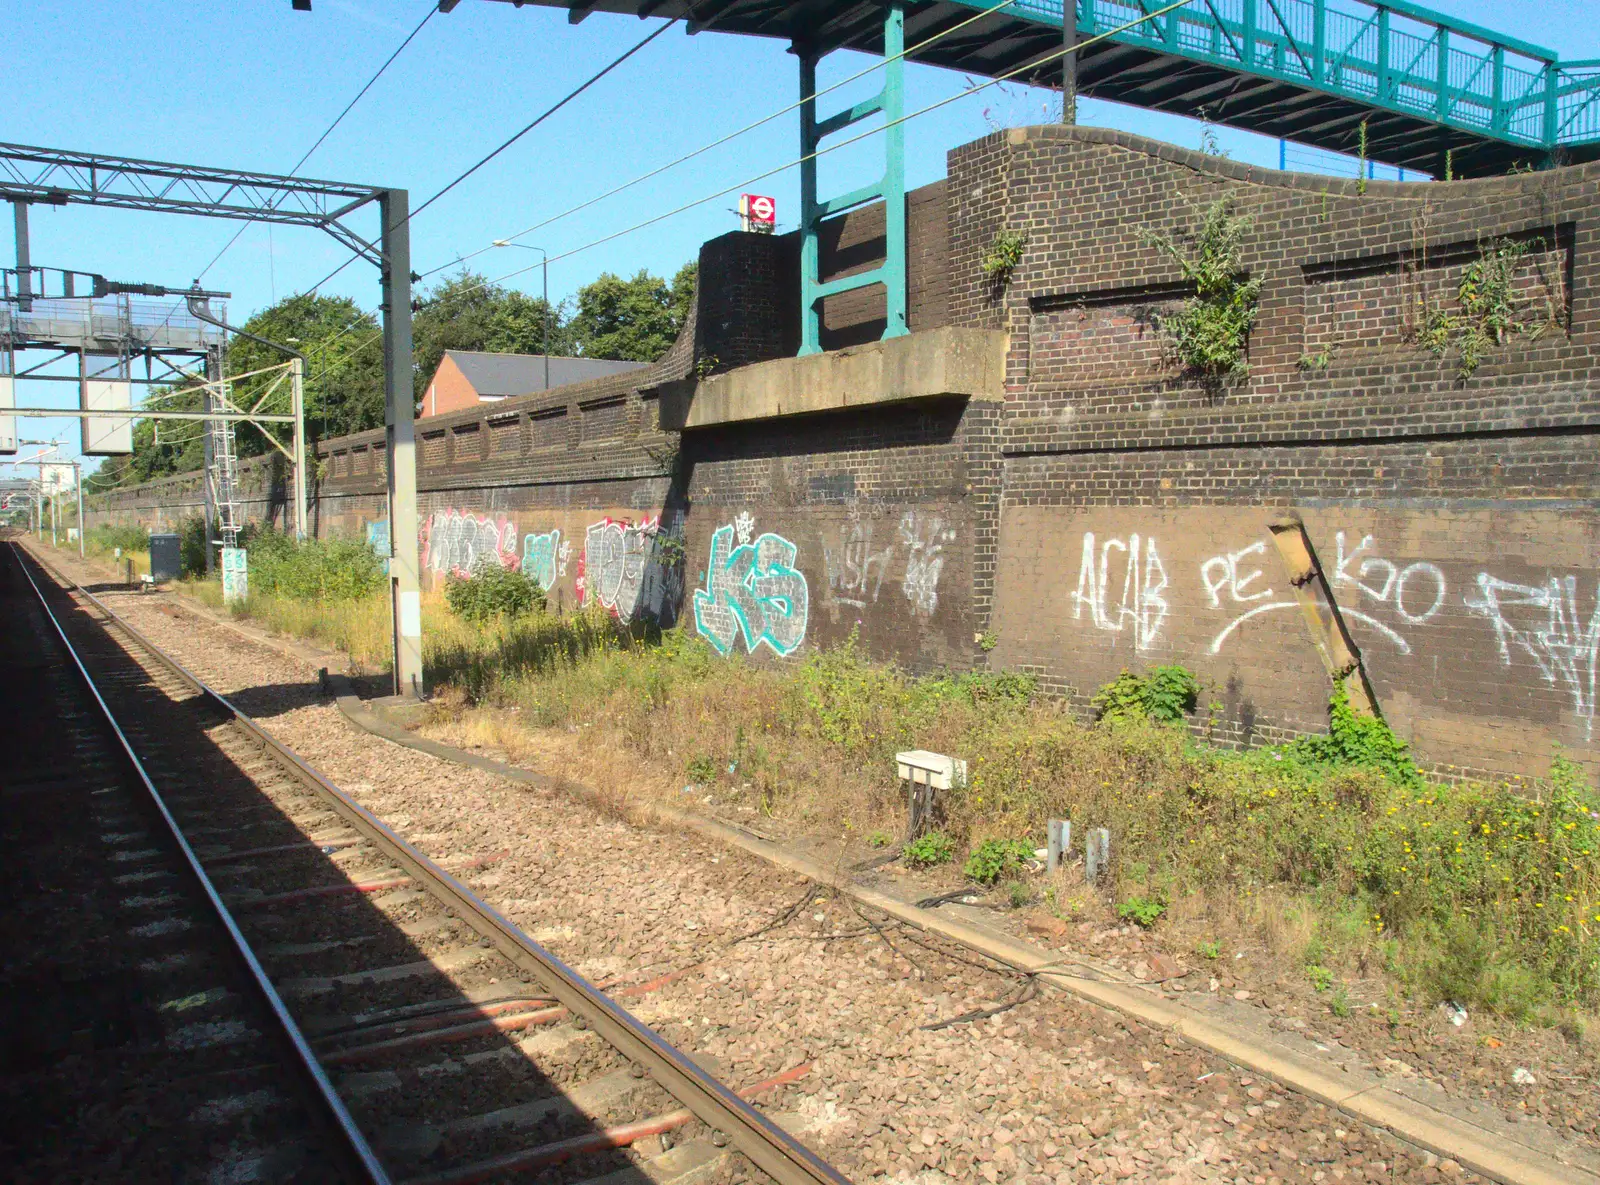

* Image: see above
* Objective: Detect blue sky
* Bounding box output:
[4,0,1594,470]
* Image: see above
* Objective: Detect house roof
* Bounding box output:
[444,350,647,398]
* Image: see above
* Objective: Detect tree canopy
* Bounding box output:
[96,260,696,489]
[567,262,696,362]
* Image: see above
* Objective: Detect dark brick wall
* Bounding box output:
[950,125,1600,780]
[92,125,1600,781]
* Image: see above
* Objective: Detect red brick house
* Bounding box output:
[420,350,648,418]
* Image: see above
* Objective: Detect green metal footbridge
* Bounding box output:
[489,0,1600,351]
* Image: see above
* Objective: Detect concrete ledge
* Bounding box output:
[658,327,1006,431]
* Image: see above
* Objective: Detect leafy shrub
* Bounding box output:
[1195,939,1222,960]
[89,523,151,553]
[1143,198,1263,382]
[445,564,545,623]
[1005,880,1032,909]
[1091,664,1199,725]
[1116,896,1167,928]
[866,830,893,849]
[685,753,718,784]
[246,529,386,602]
[964,837,1035,885]
[904,830,956,868]
[981,228,1028,281]
[1290,681,1422,789]
[1414,237,1558,379]
[1307,964,1335,992]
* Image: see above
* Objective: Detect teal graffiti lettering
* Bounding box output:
[692,524,809,657]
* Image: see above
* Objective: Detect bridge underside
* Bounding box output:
[496,0,1600,177]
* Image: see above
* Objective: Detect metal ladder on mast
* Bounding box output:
[207,346,242,549]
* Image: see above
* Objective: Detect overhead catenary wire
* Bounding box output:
[295,0,1196,389]
[192,2,441,286]
[419,0,1022,280]
[480,1,1197,285]
[275,0,1040,369]
[298,15,683,300]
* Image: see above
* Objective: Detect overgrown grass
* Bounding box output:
[461,629,1599,1017]
[178,562,1600,1018]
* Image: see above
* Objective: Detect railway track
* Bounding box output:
[7,540,849,1185]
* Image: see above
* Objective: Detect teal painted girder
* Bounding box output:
[798,1,908,356]
[984,0,1600,153]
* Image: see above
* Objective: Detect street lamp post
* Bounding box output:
[492,241,551,391]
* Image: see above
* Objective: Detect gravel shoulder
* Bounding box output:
[30,546,1596,1185]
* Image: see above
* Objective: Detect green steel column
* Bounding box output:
[1436,28,1451,119]
[1491,44,1505,134]
[1311,0,1325,84]
[1242,0,1256,69]
[1543,61,1559,150]
[1376,8,1390,101]
[798,49,821,356]
[882,0,907,339]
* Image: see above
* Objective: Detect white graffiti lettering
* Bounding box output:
[898,511,954,617]
[579,517,660,623]
[822,520,894,609]
[1334,532,1446,625]
[422,509,518,577]
[1465,573,1600,740]
[1072,532,1168,650]
[1200,541,1273,609]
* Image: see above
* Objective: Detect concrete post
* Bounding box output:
[291,356,308,541]
[74,460,83,558]
[1084,827,1111,887]
[380,188,424,699]
[1047,819,1071,874]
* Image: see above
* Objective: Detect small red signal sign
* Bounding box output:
[739,193,776,233]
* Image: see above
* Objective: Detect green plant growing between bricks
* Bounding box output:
[1143,198,1262,384]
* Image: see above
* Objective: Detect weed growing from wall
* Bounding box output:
[1413,237,1558,379]
[981,227,1028,284]
[1143,199,1263,385]
[1090,664,1199,725]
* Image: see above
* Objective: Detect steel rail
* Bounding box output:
[22,543,853,1185]
[6,541,392,1185]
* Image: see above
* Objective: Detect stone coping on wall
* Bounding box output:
[657,326,1006,431]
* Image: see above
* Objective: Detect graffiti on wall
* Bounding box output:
[823,520,895,609]
[520,529,565,592]
[820,506,960,617]
[422,509,518,577]
[693,517,809,657]
[1206,531,1449,657]
[1063,516,1599,740]
[1072,532,1169,650]
[575,516,682,624]
[1466,574,1600,740]
[365,518,391,574]
[899,510,955,617]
